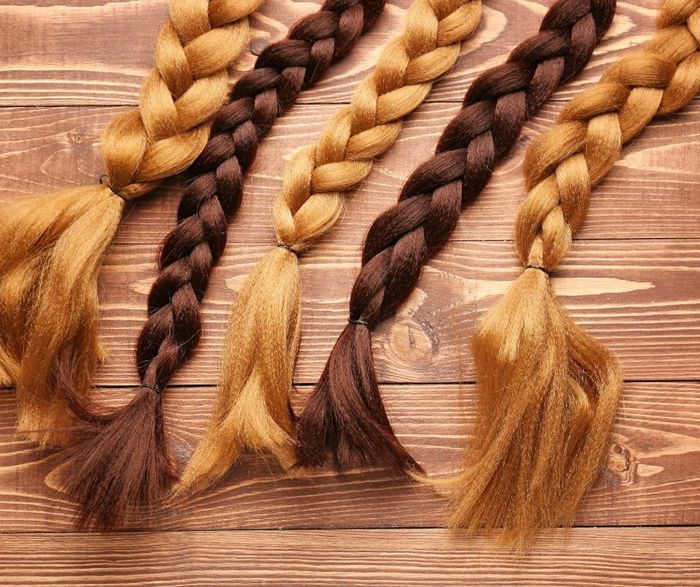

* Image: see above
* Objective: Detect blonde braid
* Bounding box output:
[452,0,700,547]
[178,0,483,493]
[0,0,263,447]
[102,0,264,198]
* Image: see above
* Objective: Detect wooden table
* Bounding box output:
[1,0,698,584]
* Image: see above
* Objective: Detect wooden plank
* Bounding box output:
[0,382,697,531]
[1,0,697,581]
[1,101,698,243]
[0,0,668,106]
[0,528,698,586]
[16,238,689,386]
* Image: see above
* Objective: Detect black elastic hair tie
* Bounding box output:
[277,243,300,257]
[142,382,161,395]
[99,175,127,201]
[526,264,551,276]
[349,317,368,327]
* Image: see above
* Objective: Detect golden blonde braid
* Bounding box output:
[178,0,483,493]
[452,0,700,547]
[0,0,264,447]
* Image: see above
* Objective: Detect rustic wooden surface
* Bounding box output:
[0,0,698,584]
[1,528,699,586]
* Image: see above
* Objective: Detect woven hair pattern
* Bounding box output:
[517,0,700,268]
[103,0,265,199]
[296,0,617,472]
[135,0,386,394]
[54,0,387,532]
[176,0,484,494]
[271,0,483,251]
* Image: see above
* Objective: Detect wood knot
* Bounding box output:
[67,129,83,144]
[387,318,439,368]
[605,439,637,485]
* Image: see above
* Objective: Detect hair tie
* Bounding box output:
[525,264,550,276]
[277,243,300,257]
[141,383,161,395]
[98,175,127,201]
[348,317,369,327]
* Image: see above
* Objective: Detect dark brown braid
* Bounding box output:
[296,0,617,473]
[138,0,385,395]
[58,0,386,532]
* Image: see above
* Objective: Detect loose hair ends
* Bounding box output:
[0,189,95,390]
[3,187,123,446]
[296,0,618,473]
[452,0,700,546]
[450,269,622,544]
[177,248,301,494]
[56,387,176,531]
[296,321,423,473]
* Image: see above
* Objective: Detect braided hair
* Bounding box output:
[177,0,484,495]
[55,0,386,531]
[452,0,699,546]
[296,0,617,473]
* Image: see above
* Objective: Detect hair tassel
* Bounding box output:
[177,247,301,494]
[451,0,700,547]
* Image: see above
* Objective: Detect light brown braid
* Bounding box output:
[452,0,700,547]
[178,0,484,494]
[0,0,263,447]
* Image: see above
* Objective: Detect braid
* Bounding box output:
[136,0,386,397]
[0,0,262,449]
[55,0,387,531]
[452,0,700,546]
[296,0,617,472]
[177,0,484,495]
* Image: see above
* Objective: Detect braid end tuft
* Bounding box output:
[1,186,123,448]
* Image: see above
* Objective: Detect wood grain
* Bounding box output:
[53,238,699,386]
[0,0,698,580]
[0,0,666,106]
[0,382,697,532]
[0,528,698,586]
[1,100,698,242]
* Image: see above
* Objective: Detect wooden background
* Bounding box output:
[1,0,699,584]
